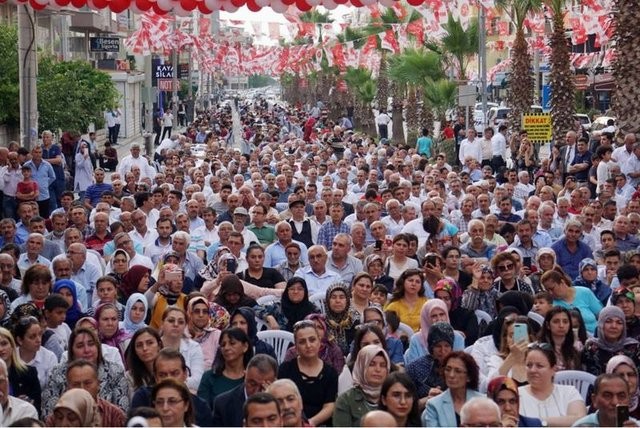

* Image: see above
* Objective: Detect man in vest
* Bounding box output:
[286,199,317,250]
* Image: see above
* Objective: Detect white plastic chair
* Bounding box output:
[474,309,492,326]
[256,295,280,306]
[528,311,545,326]
[257,330,294,364]
[396,322,414,339]
[309,293,326,315]
[554,370,596,401]
[255,316,267,332]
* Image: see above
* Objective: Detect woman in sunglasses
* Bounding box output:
[490,253,535,295]
[540,270,602,334]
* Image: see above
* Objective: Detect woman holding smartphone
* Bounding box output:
[486,316,533,384]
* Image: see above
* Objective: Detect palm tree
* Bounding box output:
[299,10,334,106]
[547,0,575,146]
[387,48,445,139]
[364,7,423,144]
[611,0,640,133]
[439,14,479,81]
[344,67,377,135]
[496,0,542,132]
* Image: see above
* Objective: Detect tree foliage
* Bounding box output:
[248,74,277,88]
[0,24,19,126]
[37,56,119,133]
[440,14,479,81]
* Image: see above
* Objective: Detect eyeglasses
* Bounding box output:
[153,398,184,407]
[497,263,514,272]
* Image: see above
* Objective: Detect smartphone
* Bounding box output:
[523,257,532,268]
[226,258,238,273]
[513,323,528,344]
[617,404,629,427]
[425,254,438,268]
[165,270,182,282]
[374,240,383,251]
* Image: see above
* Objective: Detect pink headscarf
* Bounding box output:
[419,299,450,347]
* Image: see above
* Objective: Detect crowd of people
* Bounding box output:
[0,95,637,427]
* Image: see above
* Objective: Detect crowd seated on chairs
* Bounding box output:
[5,98,640,427]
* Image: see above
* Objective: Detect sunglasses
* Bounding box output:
[497,263,514,272]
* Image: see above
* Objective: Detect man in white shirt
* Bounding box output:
[130,209,158,249]
[294,245,341,295]
[490,124,508,172]
[612,133,636,166]
[118,144,154,180]
[458,129,482,166]
[623,142,640,187]
[376,110,391,139]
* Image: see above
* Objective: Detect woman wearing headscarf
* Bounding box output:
[230,307,277,360]
[461,263,501,318]
[486,376,542,427]
[606,355,640,419]
[0,289,11,328]
[106,248,130,285]
[49,388,101,427]
[405,322,453,403]
[433,278,478,346]
[214,274,258,314]
[333,345,391,427]
[283,313,346,373]
[118,265,152,304]
[255,276,318,331]
[404,299,465,365]
[364,254,394,293]
[582,305,640,376]
[53,279,85,330]
[119,293,148,334]
[573,258,611,306]
[529,247,556,292]
[325,282,361,356]
[95,302,132,365]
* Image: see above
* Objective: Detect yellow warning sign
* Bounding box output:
[522,113,552,143]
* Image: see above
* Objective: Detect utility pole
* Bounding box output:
[171,17,178,122]
[479,4,488,128]
[18,5,38,150]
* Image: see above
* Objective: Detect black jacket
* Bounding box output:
[212,383,246,427]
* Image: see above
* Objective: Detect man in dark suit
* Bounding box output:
[212,354,278,427]
[130,349,213,427]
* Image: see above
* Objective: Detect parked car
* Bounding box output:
[573,114,592,131]
[487,105,544,128]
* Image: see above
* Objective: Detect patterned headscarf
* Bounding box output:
[434,277,463,311]
[487,376,520,406]
[606,355,639,412]
[54,388,101,427]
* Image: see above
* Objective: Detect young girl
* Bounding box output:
[88,276,125,319]
[120,293,148,335]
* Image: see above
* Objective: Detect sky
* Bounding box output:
[220,5,354,45]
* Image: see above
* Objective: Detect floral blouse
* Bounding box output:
[41,360,129,418]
